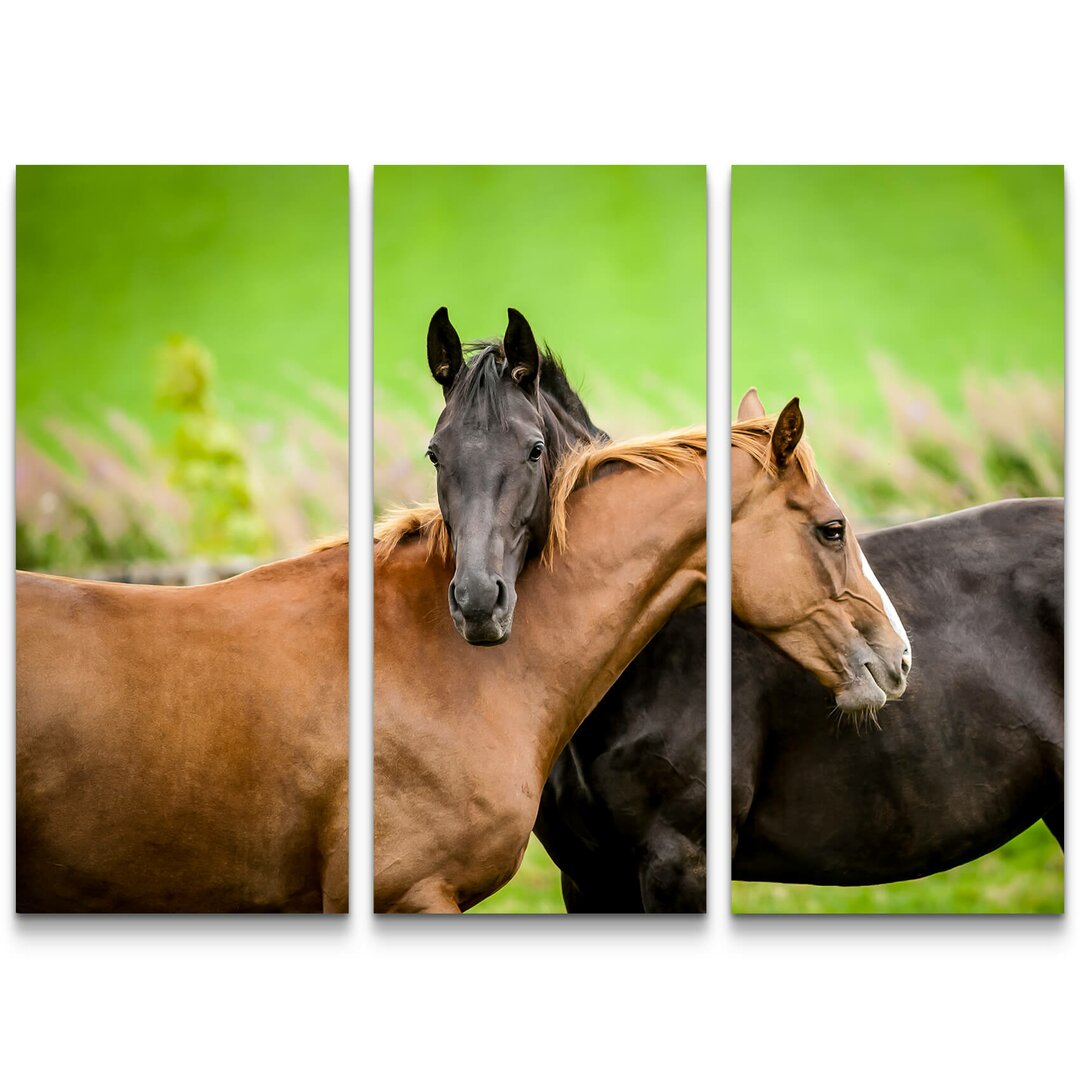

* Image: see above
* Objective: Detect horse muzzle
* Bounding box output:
[835,642,909,713]
[448,572,515,646]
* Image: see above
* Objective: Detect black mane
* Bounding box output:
[449,338,608,455]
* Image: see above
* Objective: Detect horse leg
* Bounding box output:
[638,823,706,913]
[561,869,645,914]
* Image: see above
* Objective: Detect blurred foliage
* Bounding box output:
[16,344,348,572]
[810,359,1063,528]
[155,336,272,556]
[15,415,185,571]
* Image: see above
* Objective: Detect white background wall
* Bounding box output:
[2,3,1076,1077]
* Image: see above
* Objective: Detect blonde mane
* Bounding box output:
[731,414,818,484]
[374,426,707,566]
[308,534,349,554]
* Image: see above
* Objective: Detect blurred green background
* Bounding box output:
[16,165,348,570]
[732,165,1063,424]
[374,166,706,913]
[373,165,705,511]
[731,164,1063,914]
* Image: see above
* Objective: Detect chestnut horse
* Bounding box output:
[732,387,911,713]
[374,429,706,913]
[17,544,348,913]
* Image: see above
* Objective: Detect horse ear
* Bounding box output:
[737,387,766,421]
[504,308,541,392]
[427,307,463,396]
[770,397,804,470]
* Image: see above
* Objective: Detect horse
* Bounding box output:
[733,497,1064,887]
[419,308,910,909]
[16,542,348,913]
[374,429,707,913]
[540,498,1063,911]
[425,311,909,700]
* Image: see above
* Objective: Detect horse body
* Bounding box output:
[733,498,1063,885]
[374,435,707,913]
[535,605,706,912]
[16,544,349,913]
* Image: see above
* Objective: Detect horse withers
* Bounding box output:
[16,544,349,913]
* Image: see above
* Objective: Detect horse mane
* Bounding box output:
[731,414,818,484]
[373,503,451,565]
[448,339,604,445]
[308,534,349,554]
[374,426,707,566]
[447,342,513,428]
[544,427,706,563]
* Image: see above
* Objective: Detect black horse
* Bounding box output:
[538,498,1062,910]
[424,306,606,645]
[535,606,706,912]
[733,498,1063,885]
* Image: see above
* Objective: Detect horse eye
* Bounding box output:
[529,443,544,462]
[819,521,845,543]
[426,449,439,468]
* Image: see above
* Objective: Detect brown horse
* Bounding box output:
[732,388,910,713]
[374,429,707,913]
[16,543,348,913]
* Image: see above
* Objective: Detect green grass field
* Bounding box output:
[732,823,1063,914]
[470,823,1064,915]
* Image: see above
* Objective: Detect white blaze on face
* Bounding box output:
[859,549,912,661]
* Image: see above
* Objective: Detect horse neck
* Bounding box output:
[520,458,705,774]
[375,457,704,782]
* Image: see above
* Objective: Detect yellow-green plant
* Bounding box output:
[155,336,272,555]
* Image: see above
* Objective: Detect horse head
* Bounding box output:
[731,388,911,713]
[426,306,603,645]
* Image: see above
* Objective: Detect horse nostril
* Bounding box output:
[449,580,467,614]
[901,650,911,676]
[493,577,508,617]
